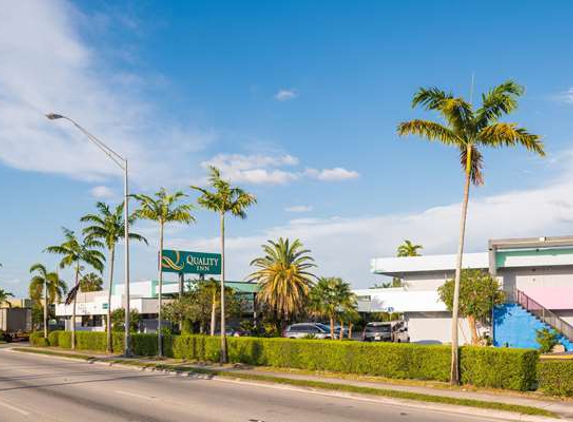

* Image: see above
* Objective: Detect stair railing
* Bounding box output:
[516,289,573,342]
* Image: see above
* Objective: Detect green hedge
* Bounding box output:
[460,346,538,391]
[538,360,573,396]
[29,331,49,347]
[31,331,538,391]
[48,330,60,347]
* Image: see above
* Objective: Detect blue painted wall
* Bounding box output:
[494,304,573,351]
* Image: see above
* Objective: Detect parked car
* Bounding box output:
[317,323,349,338]
[283,323,332,339]
[362,321,410,343]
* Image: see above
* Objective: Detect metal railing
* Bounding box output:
[516,289,573,342]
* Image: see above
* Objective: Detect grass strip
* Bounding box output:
[12,348,557,418]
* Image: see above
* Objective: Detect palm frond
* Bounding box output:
[478,123,545,156]
[397,120,461,146]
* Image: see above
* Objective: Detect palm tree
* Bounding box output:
[397,80,545,384]
[0,288,14,308]
[29,264,67,338]
[132,188,194,357]
[81,202,147,353]
[45,228,105,350]
[79,272,104,292]
[309,277,356,339]
[397,240,423,257]
[248,238,316,331]
[191,166,256,363]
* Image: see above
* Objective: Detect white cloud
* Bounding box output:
[174,153,573,289]
[285,205,313,213]
[306,167,360,181]
[274,89,298,101]
[0,1,214,189]
[562,88,573,104]
[90,185,116,199]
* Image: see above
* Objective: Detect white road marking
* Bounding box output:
[114,390,155,401]
[0,399,31,416]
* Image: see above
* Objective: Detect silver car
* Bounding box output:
[283,323,332,339]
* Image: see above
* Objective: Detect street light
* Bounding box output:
[46,113,133,356]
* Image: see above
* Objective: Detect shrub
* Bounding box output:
[538,360,573,396]
[29,331,49,347]
[75,331,107,351]
[460,346,538,391]
[48,330,63,347]
[536,328,560,353]
[58,331,72,349]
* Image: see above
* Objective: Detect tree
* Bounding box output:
[45,228,105,350]
[29,263,67,337]
[397,240,423,257]
[81,201,147,353]
[438,269,505,345]
[191,166,256,363]
[309,277,356,339]
[79,272,104,292]
[132,188,194,357]
[249,238,316,331]
[398,81,544,383]
[162,282,242,334]
[0,288,13,308]
[111,308,140,332]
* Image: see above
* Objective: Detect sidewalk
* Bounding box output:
[12,346,573,421]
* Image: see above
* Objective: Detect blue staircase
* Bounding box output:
[494,304,573,350]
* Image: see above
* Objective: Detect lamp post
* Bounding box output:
[46,113,132,356]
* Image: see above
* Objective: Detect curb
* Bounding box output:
[8,348,562,422]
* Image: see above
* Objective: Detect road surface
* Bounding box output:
[0,346,499,422]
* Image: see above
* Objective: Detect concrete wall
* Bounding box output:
[405,312,474,344]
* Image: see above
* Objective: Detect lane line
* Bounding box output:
[114,390,156,401]
[0,399,31,416]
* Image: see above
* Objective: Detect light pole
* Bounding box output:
[46,113,133,356]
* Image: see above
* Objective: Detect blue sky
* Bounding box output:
[1,0,573,296]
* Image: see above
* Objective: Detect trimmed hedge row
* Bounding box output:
[538,360,573,396]
[37,331,538,391]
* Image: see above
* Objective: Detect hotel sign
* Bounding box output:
[161,249,221,275]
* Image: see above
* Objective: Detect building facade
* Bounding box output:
[361,236,573,349]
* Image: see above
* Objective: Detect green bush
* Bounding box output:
[48,330,62,347]
[58,331,72,348]
[460,346,538,391]
[36,330,539,391]
[538,360,573,396]
[29,331,49,347]
[536,328,560,353]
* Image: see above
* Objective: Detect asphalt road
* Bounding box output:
[0,346,499,422]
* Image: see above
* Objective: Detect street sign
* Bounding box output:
[161,249,222,275]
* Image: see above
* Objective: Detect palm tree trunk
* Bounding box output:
[43,278,48,339]
[210,286,216,336]
[329,316,335,339]
[450,145,472,385]
[107,247,115,354]
[339,320,344,340]
[72,264,80,350]
[348,323,353,340]
[158,222,164,357]
[220,212,228,364]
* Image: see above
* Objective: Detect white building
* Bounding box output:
[359,236,573,346]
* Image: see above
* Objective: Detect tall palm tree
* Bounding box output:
[249,238,316,331]
[45,228,105,350]
[397,240,423,257]
[397,80,545,384]
[309,277,356,339]
[0,288,14,308]
[29,263,67,338]
[81,202,147,353]
[191,166,256,363]
[132,188,194,357]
